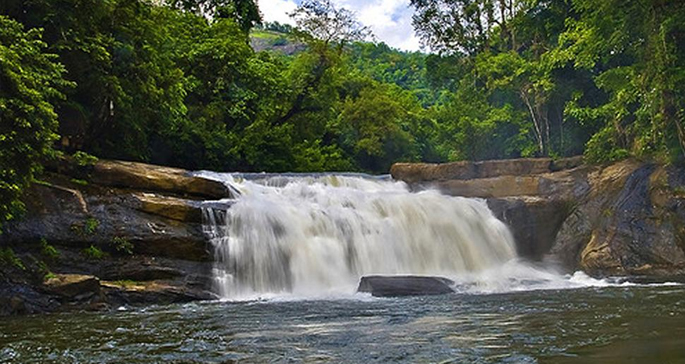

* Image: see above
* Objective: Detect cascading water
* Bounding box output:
[200,173,527,299]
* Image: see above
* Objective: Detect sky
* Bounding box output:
[257,0,421,52]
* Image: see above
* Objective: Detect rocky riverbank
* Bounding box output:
[3,156,685,316]
[392,157,685,277]
[0,157,232,316]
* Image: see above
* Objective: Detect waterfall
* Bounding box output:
[200,173,518,298]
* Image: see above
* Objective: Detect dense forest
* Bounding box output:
[1,0,684,227]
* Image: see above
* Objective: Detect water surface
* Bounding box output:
[2,285,684,363]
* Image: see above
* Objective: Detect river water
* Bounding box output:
[2,174,684,362]
[2,284,685,363]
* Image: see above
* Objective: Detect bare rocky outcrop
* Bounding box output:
[0,157,230,316]
[391,157,685,277]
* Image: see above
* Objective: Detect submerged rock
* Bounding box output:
[357,275,455,297]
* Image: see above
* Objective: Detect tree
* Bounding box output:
[557,0,685,162]
[167,0,262,33]
[290,0,371,49]
[335,79,419,172]
[410,0,531,55]
[0,16,70,229]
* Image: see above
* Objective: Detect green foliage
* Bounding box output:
[0,247,25,270]
[3,0,680,182]
[70,178,88,186]
[70,217,100,236]
[111,237,134,255]
[39,238,60,260]
[81,245,107,260]
[72,151,98,166]
[0,16,69,230]
[84,218,99,235]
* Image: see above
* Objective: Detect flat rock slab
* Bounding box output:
[44,274,100,299]
[357,275,455,297]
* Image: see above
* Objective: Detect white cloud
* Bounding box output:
[336,0,420,51]
[258,0,421,52]
[258,0,298,25]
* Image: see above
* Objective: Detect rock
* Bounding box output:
[392,157,685,277]
[130,193,203,223]
[487,197,572,260]
[357,275,455,297]
[91,159,231,199]
[548,161,685,276]
[433,175,541,198]
[3,181,211,261]
[43,274,101,299]
[99,263,183,281]
[102,280,216,305]
[390,157,584,184]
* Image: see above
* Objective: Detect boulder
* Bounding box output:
[43,274,100,299]
[357,275,455,297]
[91,159,231,199]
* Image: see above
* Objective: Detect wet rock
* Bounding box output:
[357,275,455,297]
[488,197,572,260]
[43,274,101,299]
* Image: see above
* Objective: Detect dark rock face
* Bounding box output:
[392,158,685,277]
[0,158,227,316]
[487,197,571,260]
[357,275,455,297]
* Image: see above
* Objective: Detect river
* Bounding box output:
[1,283,684,363]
